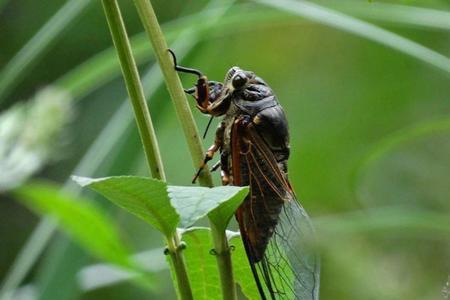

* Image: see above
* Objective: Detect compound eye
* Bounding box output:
[232,74,247,89]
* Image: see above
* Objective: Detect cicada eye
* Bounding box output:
[232,74,247,89]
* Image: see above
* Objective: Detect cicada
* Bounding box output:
[169,50,320,300]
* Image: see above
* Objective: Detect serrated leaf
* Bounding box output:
[168,185,248,229]
[14,181,131,268]
[73,176,179,238]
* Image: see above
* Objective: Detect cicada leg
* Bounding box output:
[184,87,196,95]
[168,49,211,111]
[210,160,221,172]
[192,122,225,183]
[185,81,223,114]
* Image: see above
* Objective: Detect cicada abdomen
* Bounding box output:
[232,117,320,299]
[170,49,320,299]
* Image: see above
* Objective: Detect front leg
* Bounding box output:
[169,49,224,113]
[185,81,224,114]
[192,121,226,183]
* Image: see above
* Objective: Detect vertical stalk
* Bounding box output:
[101,1,193,299]
[132,1,237,299]
[166,236,193,300]
[210,222,238,300]
[133,0,213,188]
[101,0,164,181]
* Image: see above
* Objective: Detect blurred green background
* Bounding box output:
[0,0,449,299]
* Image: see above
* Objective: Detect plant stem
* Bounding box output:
[100,0,165,181]
[210,222,238,300]
[133,0,213,188]
[132,1,237,299]
[101,1,194,299]
[166,235,193,300]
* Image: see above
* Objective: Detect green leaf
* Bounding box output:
[229,234,261,300]
[168,185,248,229]
[14,181,131,267]
[176,228,221,300]
[207,186,249,231]
[74,175,248,235]
[72,176,179,238]
[176,227,258,300]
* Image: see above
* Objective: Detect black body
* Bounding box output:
[170,49,320,300]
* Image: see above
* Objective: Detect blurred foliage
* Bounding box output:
[0,86,71,191]
[14,182,133,268]
[0,0,449,299]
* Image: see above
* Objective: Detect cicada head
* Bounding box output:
[200,66,272,116]
[205,66,255,116]
[224,66,257,92]
[223,67,274,108]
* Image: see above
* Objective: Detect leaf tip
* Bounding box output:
[71,175,93,187]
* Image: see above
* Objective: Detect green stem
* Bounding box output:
[100,0,165,181]
[133,0,213,188]
[166,235,193,300]
[101,1,194,299]
[132,1,237,299]
[210,222,238,300]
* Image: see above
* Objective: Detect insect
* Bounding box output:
[169,50,320,300]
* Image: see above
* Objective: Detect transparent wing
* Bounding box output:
[266,197,320,299]
[232,121,320,300]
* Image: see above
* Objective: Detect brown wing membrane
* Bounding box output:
[232,120,320,300]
